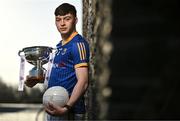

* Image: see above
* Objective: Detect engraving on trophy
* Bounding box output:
[18,46,53,83]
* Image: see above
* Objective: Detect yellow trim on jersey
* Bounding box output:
[62,31,78,46]
[77,42,87,60]
[77,43,83,60]
[79,43,85,60]
[82,43,86,60]
[74,63,88,68]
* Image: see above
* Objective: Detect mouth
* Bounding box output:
[60,28,67,31]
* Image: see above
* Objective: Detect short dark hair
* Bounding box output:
[54,3,77,17]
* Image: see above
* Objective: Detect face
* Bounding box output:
[55,13,77,36]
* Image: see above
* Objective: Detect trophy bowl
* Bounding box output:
[18,46,53,82]
[20,46,53,65]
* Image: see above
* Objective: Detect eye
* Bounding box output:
[65,17,71,21]
[56,18,61,21]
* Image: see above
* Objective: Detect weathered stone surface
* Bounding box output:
[83,0,112,120]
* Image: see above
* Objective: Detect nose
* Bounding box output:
[60,20,65,26]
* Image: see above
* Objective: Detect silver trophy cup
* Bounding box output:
[18,46,53,82]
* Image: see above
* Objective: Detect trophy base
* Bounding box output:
[26,75,45,83]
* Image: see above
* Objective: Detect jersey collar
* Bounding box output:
[62,31,78,46]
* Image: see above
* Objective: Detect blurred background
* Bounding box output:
[108,0,180,120]
[83,0,180,120]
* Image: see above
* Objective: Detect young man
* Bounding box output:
[25,3,89,120]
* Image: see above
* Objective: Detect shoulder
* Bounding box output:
[72,34,89,46]
[71,34,90,54]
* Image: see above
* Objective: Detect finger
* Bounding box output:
[25,81,37,87]
[46,102,55,111]
[45,107,55,115]
[48,102,55,109]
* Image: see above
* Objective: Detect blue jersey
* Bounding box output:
[48,32,89,113]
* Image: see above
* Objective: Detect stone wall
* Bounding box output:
[83,0,112,120]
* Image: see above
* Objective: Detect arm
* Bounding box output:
[66,67,88,107]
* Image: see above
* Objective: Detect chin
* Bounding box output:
[59,31,66,34]
[61,31,72,36]
[61,32,69,35]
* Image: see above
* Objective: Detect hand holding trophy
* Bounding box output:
[18,46,53,90]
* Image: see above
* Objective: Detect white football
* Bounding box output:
[43,86,69,107]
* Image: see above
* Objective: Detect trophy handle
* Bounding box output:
[18,50,24,57]
[40,47,56,62]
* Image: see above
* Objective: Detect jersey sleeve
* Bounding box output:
[72,41,90,68]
